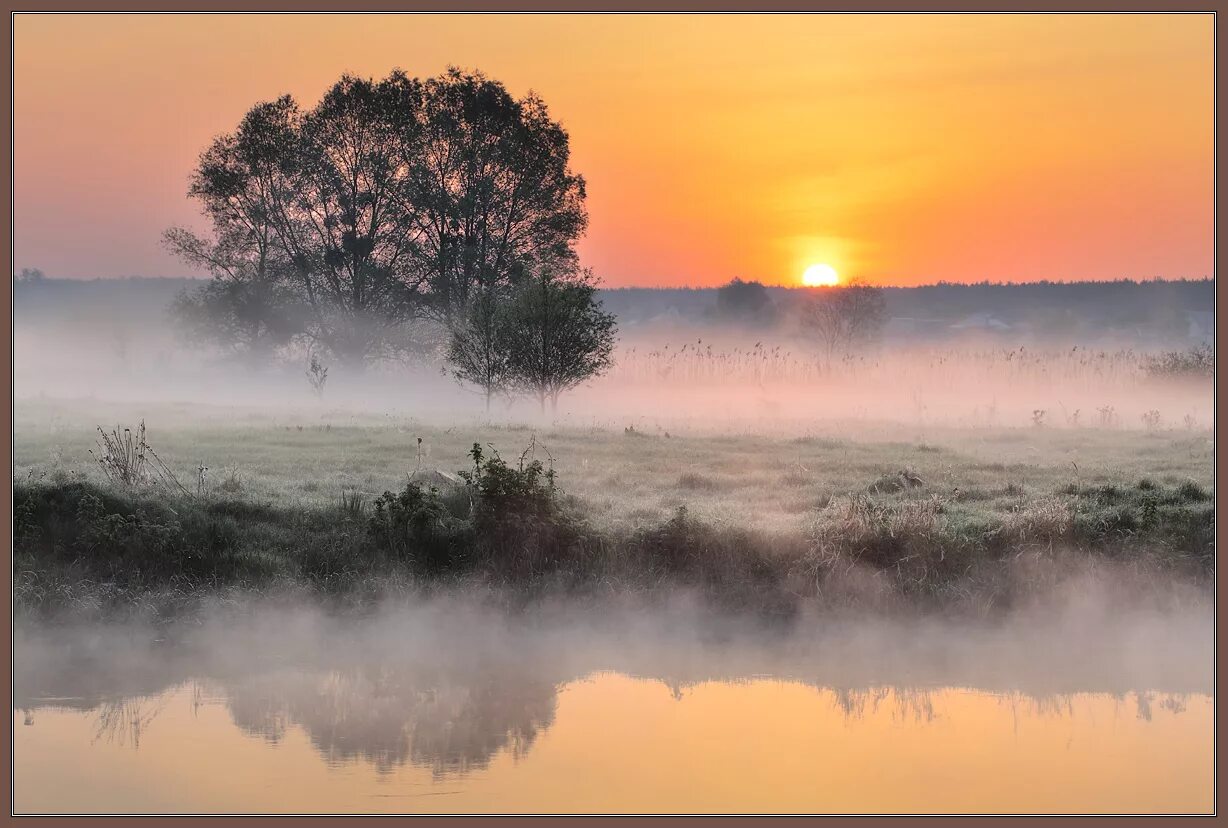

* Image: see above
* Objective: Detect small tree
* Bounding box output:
[305,354,329,398]
[801,279,886,360]
[502,268,617,414]
[447,287,514,412]
[715,277,774,326]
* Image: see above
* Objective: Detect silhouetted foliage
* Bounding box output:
[447,287,515,411]
[369,482,471,573]
[412,69,588,324]
[163,96,307,362]
[168,276,307,361]
[459,442,560,529]
[801,280,887,358]
[596,279,1211,345]
[714,278,775,326]
[500,268,617,412]
[166,68,588,370]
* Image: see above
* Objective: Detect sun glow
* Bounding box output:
[802,263,840,287]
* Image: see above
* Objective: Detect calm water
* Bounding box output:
[13,600,1214,814]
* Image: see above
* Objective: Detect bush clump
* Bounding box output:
[866,470,925,494]
[368,443,591,580]
[459,443,593,579]
[11,441,1215,617]
[369,483,471,574]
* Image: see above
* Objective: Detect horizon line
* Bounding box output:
[16,274,1215,290]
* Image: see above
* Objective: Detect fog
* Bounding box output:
[15,578,1214,763]
[14,278,1214,714]
[13,277,1215,810]
[12,281,1212,434]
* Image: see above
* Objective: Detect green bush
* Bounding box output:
[369,483,471,573]
[458,443,593,578]
[460,443,560,529]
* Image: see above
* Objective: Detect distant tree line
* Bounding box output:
[603,277,1209,344]
[166,68,615,411]
[13,268,45,284]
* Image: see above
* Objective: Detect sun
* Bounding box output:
[802,263,840,287]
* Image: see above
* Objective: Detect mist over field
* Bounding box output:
[13,273,1214,630]
[13,276,1213,431]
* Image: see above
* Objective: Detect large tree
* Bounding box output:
[501,268,617,414]
[167,68,588,371]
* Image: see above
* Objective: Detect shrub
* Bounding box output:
[1176,480,1212,503]
[13,481,280,588]
[89,421,190,495]
[629,506,796,611]
[369,483,470,573]
[457,443,593,578]
[90,423,152,487]
[460,443,560,529]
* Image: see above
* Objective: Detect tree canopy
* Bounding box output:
[166,68,588,369]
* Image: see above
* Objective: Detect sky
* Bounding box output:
[12,13,1214,288]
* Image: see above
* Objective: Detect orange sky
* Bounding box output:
[12,13,1214,287]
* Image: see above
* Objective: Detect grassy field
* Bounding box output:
[13,397,1215,619]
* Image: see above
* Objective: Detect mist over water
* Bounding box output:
[13,589,1214,813]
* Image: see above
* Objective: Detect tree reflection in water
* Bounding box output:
[14,599,1211,777]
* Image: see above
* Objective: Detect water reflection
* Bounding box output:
[13,601,1215,813]
[222,668,557,775]
[92,696,165,748]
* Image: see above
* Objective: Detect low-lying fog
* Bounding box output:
[14,588,1214,813]
[13,314,1213,435]
[17,585,1214,710]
